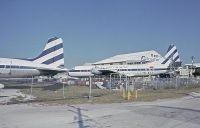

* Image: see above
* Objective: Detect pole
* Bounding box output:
[125,75,128,92]
[175,77,178,89]
[132,78,134,91]
[109,74,112,92]
[191,56,195,77]
[119,74,122,84]
[31,76,33,95]
[155,78,158,89]
[89,76,92,98]
[63,80,65,98]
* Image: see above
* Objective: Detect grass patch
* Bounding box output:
[133,85,200,102]
[20,85,124,105]
[18,84,200,105]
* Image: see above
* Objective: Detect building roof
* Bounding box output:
[93,50,162,65]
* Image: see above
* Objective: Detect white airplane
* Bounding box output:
[68,45,181,77]
[0,37,67,78]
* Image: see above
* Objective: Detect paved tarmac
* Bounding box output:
[0,95,200,128]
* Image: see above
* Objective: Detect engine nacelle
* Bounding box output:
[91,68,102,75]
[0,83,5,89]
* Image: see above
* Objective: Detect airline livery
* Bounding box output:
[0,37,66,78]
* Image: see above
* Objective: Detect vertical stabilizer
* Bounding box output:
[161,44,180,66]
[30,37,64,68]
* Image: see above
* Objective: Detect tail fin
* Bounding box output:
[161,44,180,66]
[31,37,64,68]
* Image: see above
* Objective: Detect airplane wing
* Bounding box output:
[95,69,118,75]
[36,67,67,76]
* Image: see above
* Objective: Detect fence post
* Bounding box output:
[62,80,65,99]
[31,76,33,95]
[175,77,178,89]
[109,74,112,92]
[89,76,92,98]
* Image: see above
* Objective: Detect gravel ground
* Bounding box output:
[0,89,34,104]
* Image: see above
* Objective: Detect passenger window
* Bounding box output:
[6,65,11,68]
[0,65,5,68]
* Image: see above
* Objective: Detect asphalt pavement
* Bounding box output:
[0,95,200,128]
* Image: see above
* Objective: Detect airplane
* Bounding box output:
[0,37,67,78]
[68,44,181,78]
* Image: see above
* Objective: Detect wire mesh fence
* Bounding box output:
[150,77,200,89]
[0,77,116,104]
[1,76,200,104]
[107,76,200,90]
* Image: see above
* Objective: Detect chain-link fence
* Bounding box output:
[107,76,200,90]
[0,77,115,104]
[150,77,200,89]
[1,76,200,104]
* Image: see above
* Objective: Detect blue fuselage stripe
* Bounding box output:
[69,68,169,72]
[0,65,35,69]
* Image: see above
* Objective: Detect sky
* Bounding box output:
[0,0,200,68]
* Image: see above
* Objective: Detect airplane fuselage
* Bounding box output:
[0,58,61,78]
[68,61,170,77]
[96,63,169,77]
